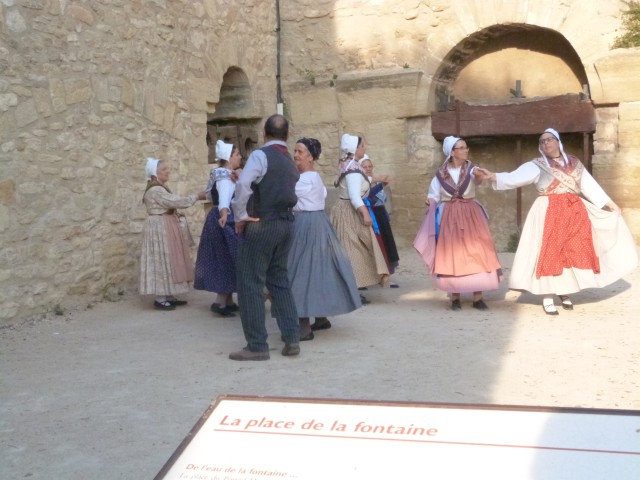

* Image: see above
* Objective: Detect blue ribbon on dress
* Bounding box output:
[434,202,444,242]
[364,197,380,234]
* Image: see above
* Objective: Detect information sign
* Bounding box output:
[155,395,640,480]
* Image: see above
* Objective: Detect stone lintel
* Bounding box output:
[335,68,422,93]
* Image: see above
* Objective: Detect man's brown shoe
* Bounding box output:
[281,343,300,356]
[229,348,270,361]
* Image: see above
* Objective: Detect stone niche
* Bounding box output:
[210,67,257,122]
[206,66,262,165]
[205,67,262,215]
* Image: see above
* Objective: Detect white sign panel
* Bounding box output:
[155,396,640,480]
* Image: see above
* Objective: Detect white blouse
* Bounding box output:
[493,160,610,208]
[294,171,326,212]
[216,177,235,211]
[345,172,367,209]
[205,168,235,211]
[427,165,478,203]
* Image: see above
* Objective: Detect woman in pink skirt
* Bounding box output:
[414,136,501,311]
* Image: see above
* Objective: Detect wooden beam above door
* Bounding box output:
[431,94,596,140]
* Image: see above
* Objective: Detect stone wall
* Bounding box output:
[0,0,277,322]
[279,0,640,250]
[593,101,640,233]
[1,0,639,323]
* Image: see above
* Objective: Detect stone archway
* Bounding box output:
[430,24,588,110]
[425,24,597,247]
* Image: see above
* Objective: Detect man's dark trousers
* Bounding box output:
[236,215,299,352]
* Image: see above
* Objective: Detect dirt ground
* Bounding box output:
[1,246,639,479]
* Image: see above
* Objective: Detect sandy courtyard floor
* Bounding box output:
[1,247,639,479]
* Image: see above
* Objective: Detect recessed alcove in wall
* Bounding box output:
[207,67,261,165]
[210,67,256,120]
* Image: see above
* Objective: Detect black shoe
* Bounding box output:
[225,303,240,312]
[389,283,399,288]
[168,298,187,306]
[472,299,488,310]
[300,332,314,341]
[211,303,235,317]
[360,294,371,305]
[311,318,332,331]
[451,299,461,311]
[154,300,176,311]
[358,287,368,291]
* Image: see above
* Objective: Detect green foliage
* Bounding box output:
[506,231,520,253]
[299,68,316,85]
[282,100,290,119]
[613,1,640,48]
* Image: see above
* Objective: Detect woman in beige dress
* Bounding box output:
[330,134,389,305]
[139,158,206,310]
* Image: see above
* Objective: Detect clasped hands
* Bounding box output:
[474,167,495,182]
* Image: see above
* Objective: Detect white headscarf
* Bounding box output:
[358,153,370,166]
[215,140,233,162]
[340,133,359,155]
[145,157,160,180]
[539,128,569,166]
[442,136,461,162]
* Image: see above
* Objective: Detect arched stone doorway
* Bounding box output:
[207,67,260,165]
[430,24,588,108]
[428,24,596,249]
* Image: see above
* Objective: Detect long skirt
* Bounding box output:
[372,204,400,273]
[510,196,638,294]
[139,214,194,296]
[330,199,389,288]
[414,200,502,293]
[288,211,361,317]
[194,207,239,295]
